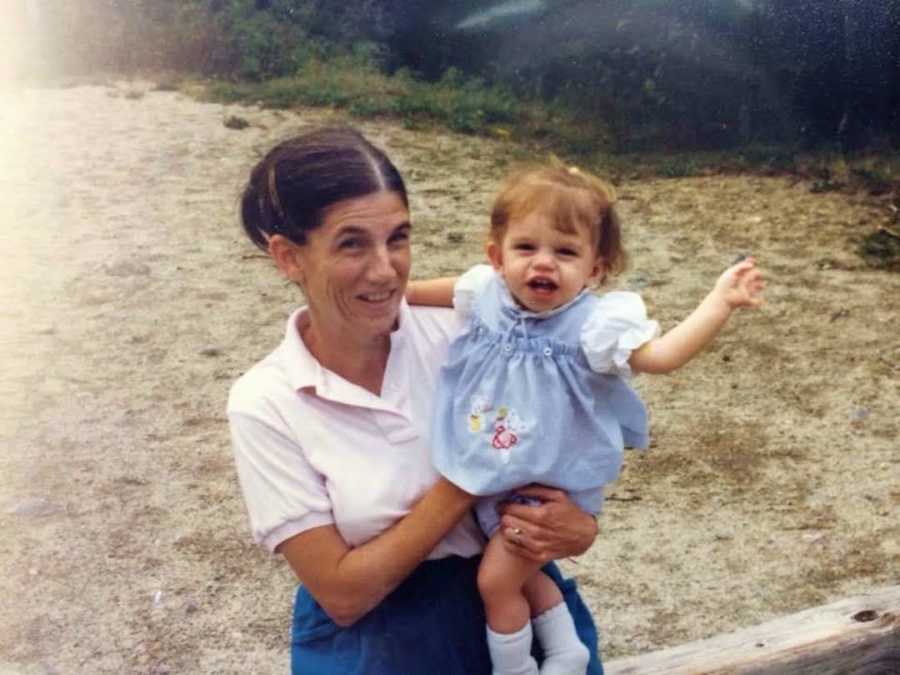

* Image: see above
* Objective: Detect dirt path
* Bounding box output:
[1,82,897,674]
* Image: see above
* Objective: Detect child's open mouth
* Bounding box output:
[527,278,558,293]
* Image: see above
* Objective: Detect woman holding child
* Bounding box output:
[228,127,604,674]
[228,126,763,674]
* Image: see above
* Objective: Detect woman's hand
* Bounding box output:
[496,485,598,563]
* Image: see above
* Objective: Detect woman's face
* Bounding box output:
[287,190,411,343]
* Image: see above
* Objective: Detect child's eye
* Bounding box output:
[514,243,535,251]
[558,248,577,256]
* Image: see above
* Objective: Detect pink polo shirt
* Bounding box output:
[227,301,485,558]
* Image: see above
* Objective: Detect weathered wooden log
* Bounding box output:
[605,586,900,674]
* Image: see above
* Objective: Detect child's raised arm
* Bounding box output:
[406,277,459,307]
[629,258,764,375]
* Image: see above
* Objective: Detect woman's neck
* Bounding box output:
[298,313,391,396]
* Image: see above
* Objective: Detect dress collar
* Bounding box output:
[496,275,589,321]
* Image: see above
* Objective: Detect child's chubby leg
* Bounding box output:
[478,534,543,675]
[525,573,590,675]
[479,534,590,675]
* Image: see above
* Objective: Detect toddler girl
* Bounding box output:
[407,162,764,675]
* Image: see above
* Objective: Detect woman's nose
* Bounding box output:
[368,245,398,281]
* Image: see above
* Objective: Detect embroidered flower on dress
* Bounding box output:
[466,396,530,462]
[468,395,493,433]
[490,407,528,462]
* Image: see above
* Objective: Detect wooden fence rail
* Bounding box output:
[605,585,900,674]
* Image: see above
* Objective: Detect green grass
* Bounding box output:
[204,57,611,154]
[200,56,899,191]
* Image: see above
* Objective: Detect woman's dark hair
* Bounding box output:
[240,127,408,250]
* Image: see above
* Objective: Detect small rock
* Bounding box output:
[6,497,62,518]
[849,408,871,422]
[199,347,222,357]
[224,115,250,130]
[830,309,849,322]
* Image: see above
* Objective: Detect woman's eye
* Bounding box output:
[389,232,410,245]
[338,238,362,250]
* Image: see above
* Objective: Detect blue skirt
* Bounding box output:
[292,555,603,674]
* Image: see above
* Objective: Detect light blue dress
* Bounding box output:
[431,265,660,535]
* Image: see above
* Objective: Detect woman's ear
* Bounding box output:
[268,235,305,285]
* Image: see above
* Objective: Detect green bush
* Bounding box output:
[390,67,520,134]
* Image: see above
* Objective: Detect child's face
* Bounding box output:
[488,211,603,313]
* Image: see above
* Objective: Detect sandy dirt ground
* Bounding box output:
[0,81,897,674]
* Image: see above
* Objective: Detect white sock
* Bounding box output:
[532,603,590,675]
[486,623,540,675]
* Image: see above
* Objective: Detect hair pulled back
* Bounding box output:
[241,127,408,251]
[490,159,626,280]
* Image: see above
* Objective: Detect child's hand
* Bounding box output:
[713,256,765,310]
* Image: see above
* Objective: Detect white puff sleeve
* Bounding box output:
[580,291,660,377]
[453,264,495,320]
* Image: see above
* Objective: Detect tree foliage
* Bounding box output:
[27,0,900,150]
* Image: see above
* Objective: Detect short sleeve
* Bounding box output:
[580,291,660,377]
[452,264,495,320]
[229,410,334,553]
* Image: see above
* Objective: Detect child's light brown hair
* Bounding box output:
[490,159,625,282]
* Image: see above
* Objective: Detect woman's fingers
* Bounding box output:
[501,519,552,563]
[508,484,567,502]
[497,484,598,559]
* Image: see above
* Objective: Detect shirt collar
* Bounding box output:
[280,301,411,394]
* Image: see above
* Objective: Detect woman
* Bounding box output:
[228,127,603,674]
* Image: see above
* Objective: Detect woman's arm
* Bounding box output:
[278,478,476,627]
[405,277,458,307]
[629,257,764,375]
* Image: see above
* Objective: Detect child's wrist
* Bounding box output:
[706,288,736,315]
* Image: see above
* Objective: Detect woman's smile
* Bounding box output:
[358,289,396,303]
